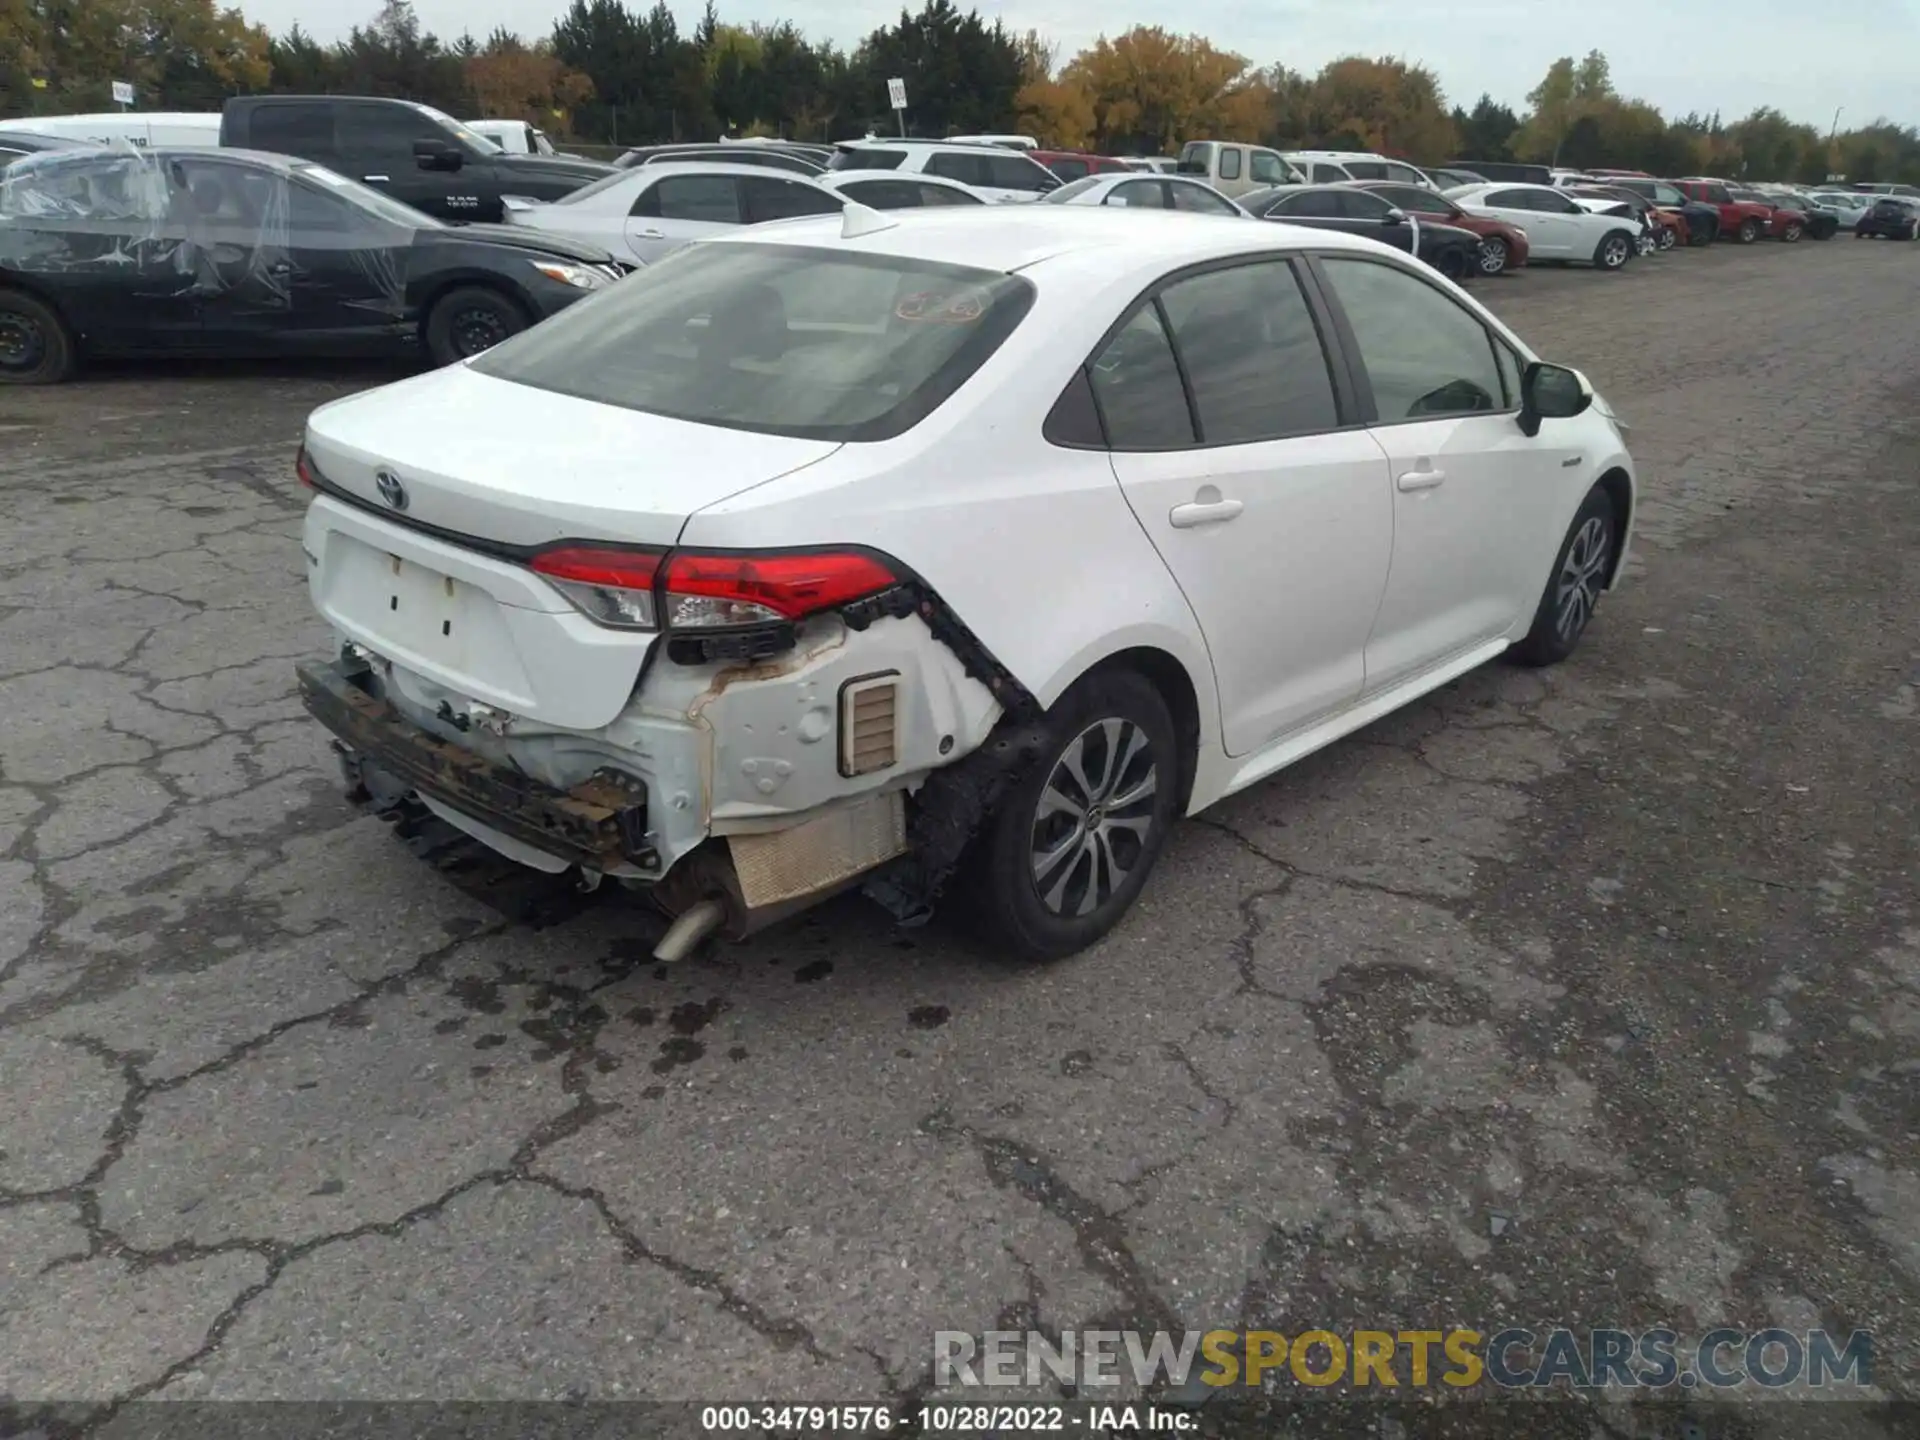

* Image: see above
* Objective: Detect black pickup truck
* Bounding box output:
[220,96,612,222]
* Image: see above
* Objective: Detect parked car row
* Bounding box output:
[3,93,1909,389]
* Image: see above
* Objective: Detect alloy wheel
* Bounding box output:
[1029,717,1160,919]
[1478,238,1508,275]
[1603,237,1630,268]
[1555,515,1613,643]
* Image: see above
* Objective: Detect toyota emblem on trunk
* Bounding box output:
[374,469,409,511]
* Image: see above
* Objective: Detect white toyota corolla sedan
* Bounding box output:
[294,203,1636,962]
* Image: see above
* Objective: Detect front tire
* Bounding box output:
[1594,231,1634,269]
[1736,217,1761,244]
[1478,235,1511,276]
[1511,486,1618,668]
[425,286,530,367]
[961,669,1182,962]
[0,289,77,386]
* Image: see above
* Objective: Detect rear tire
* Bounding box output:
[1512,486,1618,668]
[0,289,76,386]
[1656,226,1678,251]
[1736,217,1761,244]
[425,286,530,367]
[1781,221,1804,242]
[960,669,1182,962]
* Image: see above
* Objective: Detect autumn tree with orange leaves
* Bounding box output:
[466,29,594,128]
[1020,27,1271,155]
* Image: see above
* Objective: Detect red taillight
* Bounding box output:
[660,550,898,629]
[296,447,317,489]
[530,545,663,630]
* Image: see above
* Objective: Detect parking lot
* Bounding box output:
[2,241,1918,1433]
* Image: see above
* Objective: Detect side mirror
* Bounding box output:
[1383,207,1406,224]
[1518,361,1592,437]
[414,138,462,172]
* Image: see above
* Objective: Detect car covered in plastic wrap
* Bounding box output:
[0,145,628,385]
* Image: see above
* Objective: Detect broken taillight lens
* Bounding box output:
[530,545,663,629]
[659,550,899,629]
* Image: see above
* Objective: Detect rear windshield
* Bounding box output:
[470,241,1035,442]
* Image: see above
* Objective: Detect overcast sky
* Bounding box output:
[240,0,1916,132]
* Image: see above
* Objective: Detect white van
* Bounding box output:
[1174,140,1301,197]
[0,112,220,149]
[467,119,558,156]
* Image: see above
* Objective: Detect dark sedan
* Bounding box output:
[1855,196,1920,240]
[1239,183,1485,282]
[1352,180,1531,275]
[1605,178,1722,246]
[0,147,625,385]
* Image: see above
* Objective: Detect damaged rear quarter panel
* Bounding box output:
[664,611,1002,828]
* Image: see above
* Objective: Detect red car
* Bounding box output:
[1032,151,1133,183]
[1352,181,1532,275]
[1671,178,1779,244]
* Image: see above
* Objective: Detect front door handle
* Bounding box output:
[1396,468,1446,492]
[1169,498,1243,528]
[363,174,391,183]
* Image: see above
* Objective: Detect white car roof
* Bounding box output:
[1450,182,1559,198]
[631,160,835,182]
[838,140,1042,159]
[703,203,1395,273]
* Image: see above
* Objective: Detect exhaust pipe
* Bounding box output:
[652,897,726,963]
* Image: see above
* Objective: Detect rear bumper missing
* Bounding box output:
[296,657,652,872]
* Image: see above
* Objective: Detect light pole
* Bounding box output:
[1829,106,1843,142]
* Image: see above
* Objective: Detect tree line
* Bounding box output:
[5,0,1919,183]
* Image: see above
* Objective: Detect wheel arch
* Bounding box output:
[0,277,80,342]
[1032,634,1217,816]
[1595,465,1634,587]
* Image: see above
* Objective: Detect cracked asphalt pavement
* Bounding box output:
[1,243,1917,1437]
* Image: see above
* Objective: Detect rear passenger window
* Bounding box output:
[740,176,840,222]
[1170,182,1236,214]
[1218,148,1243,181]
[918,182,981,206]
[650,175,741,223]
[1050,158,1089,182]
[1157,261,1339,445]
[985,153,1053,192]
[1105,180,1166,208]
[247,104,336,162]
[1318,256,1505,421]
[1087,307,1195,449]
[842,179,921,208]
[926,153,986,185]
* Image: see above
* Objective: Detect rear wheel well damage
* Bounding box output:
[862,643,1203,924]
[1595,466,1633,586]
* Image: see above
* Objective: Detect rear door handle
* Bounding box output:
[1168,498,1243,528]
[363,174,390,183]
[637,227,665,238]
[1396,468,1446,492]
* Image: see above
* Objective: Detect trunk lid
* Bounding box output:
[303,364,842,550]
